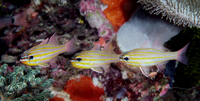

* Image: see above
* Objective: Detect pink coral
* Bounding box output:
[79,0,115,41]
[12,7,40,28]
[159,84,170,96]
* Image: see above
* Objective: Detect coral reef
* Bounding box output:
[0,64,54,101]
[79,0,115,40]
[0,0,199,101]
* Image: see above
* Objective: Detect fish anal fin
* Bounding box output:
[50,57,58,68]
[39,38,49,45]
[102,64,110,73]
[139,66,150,77]
[156,62,168,74]
[48,33,59,45]
[91,67,103,73]
[38,63,50,67]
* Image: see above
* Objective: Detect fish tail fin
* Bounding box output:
[65,37,76,52]
[176,43,190,65]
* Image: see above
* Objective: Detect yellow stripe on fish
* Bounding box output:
[70,39,121,73]
[20,33,76,67]
[119,43,189,77]
[120,48,184,67]
[71,50,120,69]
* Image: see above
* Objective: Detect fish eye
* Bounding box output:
[123,57,129,61]
[29,56,34,60]
[76,58,82,62]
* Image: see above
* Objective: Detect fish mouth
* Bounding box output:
[70,57,76,62]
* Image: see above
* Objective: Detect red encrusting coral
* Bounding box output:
[64,76,104,101]
[49,96,65,101]
[101,0,139,32]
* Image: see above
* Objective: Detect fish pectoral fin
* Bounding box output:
[139,66,150,77]
[91,67,103,73]
[38,63,50,67]
[156,62,167,74]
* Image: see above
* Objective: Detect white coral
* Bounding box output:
[138,0,200,28]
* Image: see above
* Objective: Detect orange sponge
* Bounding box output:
[101,0,139,31]
[64,76,104,101]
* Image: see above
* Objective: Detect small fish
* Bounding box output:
[119,43,189,77]
[70,39,121,73]
[20,33,76,67]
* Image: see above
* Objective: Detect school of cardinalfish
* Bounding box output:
[20,33,189,77]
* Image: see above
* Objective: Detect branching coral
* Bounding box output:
[138,0,200,28]
[0,64,54,101]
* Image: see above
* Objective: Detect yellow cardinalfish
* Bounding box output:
[119,43,189,77]
[20,33,76,67]
[70,39,121,73]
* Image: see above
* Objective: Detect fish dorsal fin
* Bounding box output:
[103,40,115,54]
[103,40,112,51]
[48,33,59,45]
[151,38,165,50]
[65,37,76,52]
[91,67,103,73]
[140,39,149,48]
[92,43,101,50]
[156,61,168,74]
[39,38,49,45]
